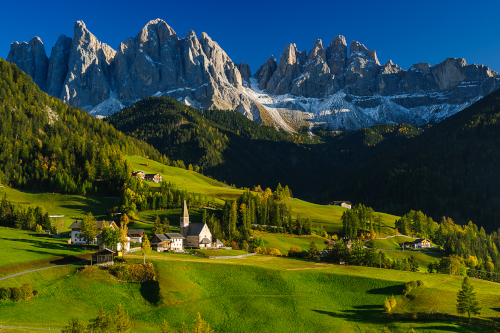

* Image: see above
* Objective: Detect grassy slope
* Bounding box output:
[0,254,498,332]
[0,227,92,275]
[125,156,399,236]
[0,186,118,230]
[254,231,328,254]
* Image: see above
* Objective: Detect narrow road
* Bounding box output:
[0,262,84,282]
[0,325,61,331]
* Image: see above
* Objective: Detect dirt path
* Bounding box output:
[0,262,84,282]
[0,325,61,331]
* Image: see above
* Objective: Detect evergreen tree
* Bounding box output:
[456,276,481,323]
[193,312,214,333]
[152,215,164,234]
[62,318,88,333]
[114,303,132,333]
[163,217,171,233]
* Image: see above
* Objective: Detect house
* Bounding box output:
[413,238,431,249]
[91,248,115,265]
[151,233,185,252]
[180,200,213,248]
[132,171,145,179]
[213,239,224,248]
[127,229,145,244]
[399,241,414,249]
[331,201,352,209]
[68,220,117,245]
[144,173,163,183]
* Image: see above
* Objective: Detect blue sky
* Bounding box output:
[1,0,499,73]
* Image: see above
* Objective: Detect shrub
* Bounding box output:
[417,280,424,287]
[10,287,22,302]
[0,287,11,301]
[383,298,392,313]
[409,280,418,289]
[20,284,34,300]
[109,263,156,282]
[288,247,307,258]
[77,265,99,275]
[388,295,397,309]
[266,248,282,256]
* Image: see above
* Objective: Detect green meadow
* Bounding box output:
[0,251,499,332]
[0,186,118,230]
[0,227,92,276]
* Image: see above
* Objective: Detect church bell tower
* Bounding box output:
[180,200,190,237]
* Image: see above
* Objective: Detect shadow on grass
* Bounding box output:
[366,285,404,295]
[313,309,500,332]
[140,280,161,305]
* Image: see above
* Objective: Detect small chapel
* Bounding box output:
[180,200,218,248]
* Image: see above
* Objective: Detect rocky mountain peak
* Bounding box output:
[6,36,48,91]
[254,56,277,90]
[325,35,348,86]
[349,40,379,65]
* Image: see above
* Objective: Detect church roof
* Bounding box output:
[164,233,185,239]
[181,200,189,218]
[186,223,207,236]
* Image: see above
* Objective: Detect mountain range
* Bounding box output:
[7,19,500,131]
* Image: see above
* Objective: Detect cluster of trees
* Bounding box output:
[0,283,38,302]
[63,306,213,333]
[0,195,57,232]
[341,204,383,238]
[393,209,500,280]
[62,304,132,333]
[201,185,298,243]
[120,179,211,218]
[323,239,419,272]
[0,59,165,196]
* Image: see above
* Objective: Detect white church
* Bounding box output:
[151,200,223,252]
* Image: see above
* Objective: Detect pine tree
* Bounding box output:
[62,318,87,333]
[163,217,171,233]
[193,312,214,333]
[456,276,481,323]
[152,215,164,234]
[141,235,152,264]
[114,303,132,332]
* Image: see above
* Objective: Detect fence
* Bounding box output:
[208,253,257,260]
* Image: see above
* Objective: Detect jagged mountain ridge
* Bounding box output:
[7,19,500,131]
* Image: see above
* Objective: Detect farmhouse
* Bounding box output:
[127,229,145,244]
[144,173,163,183]
[131,171,145,179]
[151,233,185,252]
[331,201,352,209]
[68,220,117,245]
[413,238,431,249]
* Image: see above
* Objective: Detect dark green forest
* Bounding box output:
[0,59,165,195]
[106,97,421,198]
[320,88,500,232]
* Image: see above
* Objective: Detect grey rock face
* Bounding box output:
[62,20,116,109]
[290,39,337,97]
[47,35,72,97]
[266,43,303,95]
[7,37,49,90]
[254,56,277,90]
[344,41,381,95]
[236,61,251,83]
[325,35,347,86]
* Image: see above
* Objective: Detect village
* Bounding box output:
[70,199,225,265]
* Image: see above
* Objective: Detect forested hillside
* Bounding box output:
[0,59,164,195]
[107,97,421,196]
[321,88,500,232]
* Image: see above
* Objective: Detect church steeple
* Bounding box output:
[180,200,190,236]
